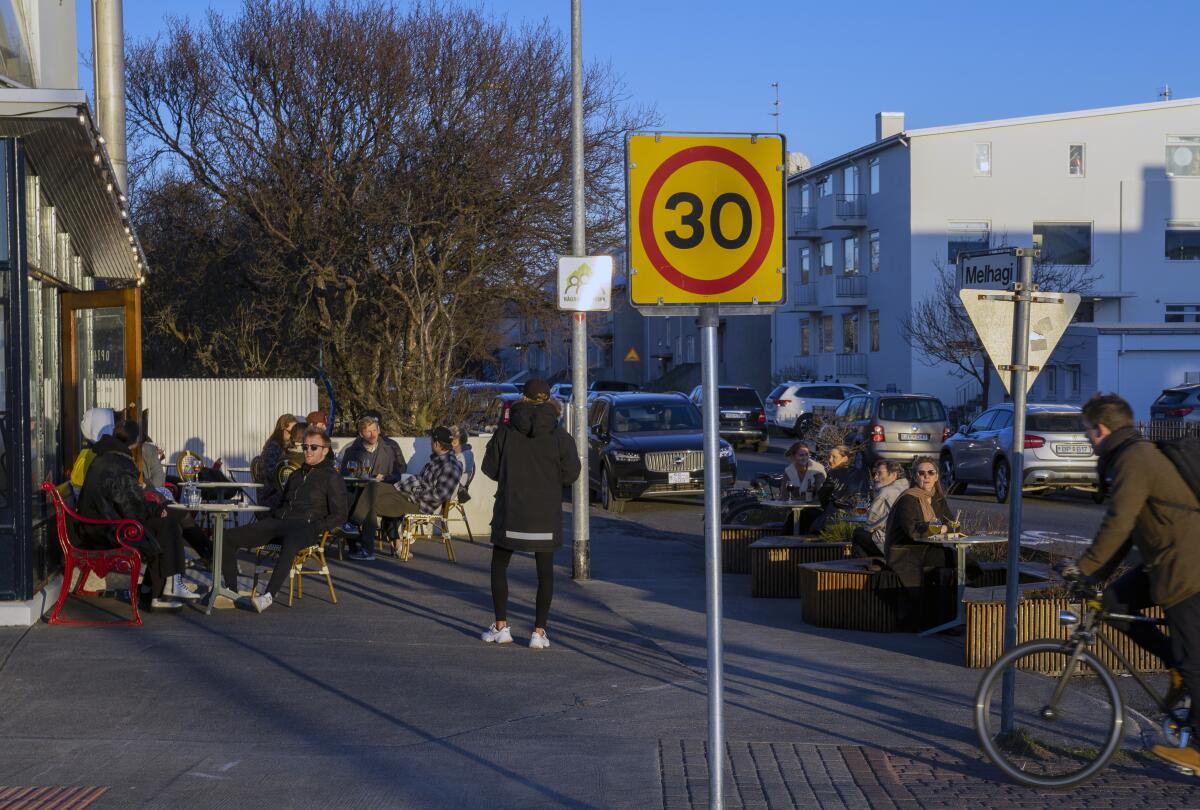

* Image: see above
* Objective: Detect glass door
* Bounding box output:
[60,287,142,466]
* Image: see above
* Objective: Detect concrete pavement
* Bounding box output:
[0,508,1196,808]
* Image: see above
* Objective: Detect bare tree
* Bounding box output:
[901,250,1095,409]
[127,0,652,431]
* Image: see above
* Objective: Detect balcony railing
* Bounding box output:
[834,274,867,299]
[793,283,817,306]
[836,353,867,377]
[789,206,815,234]
[835,193,866,219]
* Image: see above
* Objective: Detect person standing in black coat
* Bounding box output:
[479,379,581,649]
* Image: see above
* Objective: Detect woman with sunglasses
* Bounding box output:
[883,456,955,630]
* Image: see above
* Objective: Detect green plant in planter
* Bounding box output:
[818,521,856,543]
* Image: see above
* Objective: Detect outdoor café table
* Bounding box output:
[758,499,823,536]
[168,502,270,615]
[916,533,1007,637]
[191,481,264,489]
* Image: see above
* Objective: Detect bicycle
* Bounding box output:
[973,577,1191,789]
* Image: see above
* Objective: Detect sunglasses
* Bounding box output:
[300,443,329,452]
[916,469,938,477]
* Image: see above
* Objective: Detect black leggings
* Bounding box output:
[491,547,555,630]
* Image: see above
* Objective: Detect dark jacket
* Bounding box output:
[256,437,289,508]
[884,489,953,589]
[271,454,348,536]
[341,436,407,482]
[482,400,581,552]
[819,465,867,513]
[76,436,155,550]
[1078,426,1200,608]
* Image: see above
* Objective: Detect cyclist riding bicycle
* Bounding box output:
[1060,393,1200,771]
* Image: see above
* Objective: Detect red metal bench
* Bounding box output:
[42,481,144,626]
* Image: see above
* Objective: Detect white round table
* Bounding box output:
[168,502,270,614]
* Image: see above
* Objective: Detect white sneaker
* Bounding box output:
[251,592,273,613]
[481,623,513,644]
[529,630,550,650]
[150,596,183,610]
[164,574,202,602]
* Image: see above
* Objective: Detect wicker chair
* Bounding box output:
[253,530,338,606]
[395,511,456,563]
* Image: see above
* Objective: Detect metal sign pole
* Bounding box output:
[569,0,589,581]
[699,304,725,809]
[1000,251,1034,733]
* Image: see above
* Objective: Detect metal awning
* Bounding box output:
[0,88,143,280]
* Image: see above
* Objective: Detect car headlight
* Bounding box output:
[610,450,640,462]
[719,445,734,459]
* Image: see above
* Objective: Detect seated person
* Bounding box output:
[222,427,348,612]
[884,456,955,628]
[340,415,408,557]
[783,441,825,498]
[449,425,475,501]
[255,413,297,510]
[851,459,908,557]
[76,420,199,609]
[69,407,115,500]
[816,444,867,526]
[365,427,463,557]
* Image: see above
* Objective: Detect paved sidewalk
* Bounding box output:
[0,511,1197,808]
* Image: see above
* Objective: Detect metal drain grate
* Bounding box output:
[0,787,108,809]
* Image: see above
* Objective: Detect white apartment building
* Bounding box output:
[774,98,1200,417]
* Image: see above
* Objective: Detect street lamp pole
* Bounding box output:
[569,0,590,580]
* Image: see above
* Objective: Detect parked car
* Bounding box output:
[1150,383,1200,424]
[834,392,951,466]
[687,385,769,452]
[479,392,522,432]
[586,392,736,512]
[940,403,1098,502]
[589,380,641,393]
[550,383,574,402]
[451,382,519,429]
[765,382,867,435]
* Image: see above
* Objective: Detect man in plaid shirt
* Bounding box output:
[394,426,463,514]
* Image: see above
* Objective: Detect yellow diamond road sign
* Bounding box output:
[627,133,786,307]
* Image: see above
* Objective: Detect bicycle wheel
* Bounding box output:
[727,503,784,527]
[974,639,1125,790]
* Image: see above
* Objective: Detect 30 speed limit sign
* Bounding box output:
[626,132,786,308]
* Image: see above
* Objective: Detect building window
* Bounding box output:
[800,319,811,355]
[1066,365,1081,399]
[1073,301,1095,323]
[820,241,833,274]
[1034,222,1092,265]
[1166,135,1200,177]
[843,165,858,196]
[799,246,811,285]
[869,157,879,194]
[869,230,880,272]
[842,313,859,353]
[1166,304,1200,323]
[820,315,833,352]
[801,184,811,209]
[975,143,991,176]
[818,176,831,196]
[1166,222,1200,260]
[686,335,695,363]
[947,221,990,262]
[1069,144,1085,177]
[869,310,880,352]
[1044,366,1058,399]
[842,236,858,274]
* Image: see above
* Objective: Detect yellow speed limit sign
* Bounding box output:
[627,132,785,308]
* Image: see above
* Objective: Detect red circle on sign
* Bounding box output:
[638,145,775,295]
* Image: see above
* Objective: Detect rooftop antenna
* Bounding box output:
[1160,83,1172,101]
[770,81,780,133]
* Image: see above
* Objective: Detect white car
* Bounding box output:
[764,382,867,435]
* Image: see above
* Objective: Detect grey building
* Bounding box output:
[773,98,1200,417]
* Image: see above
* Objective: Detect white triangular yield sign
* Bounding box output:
[958,288,1081,394]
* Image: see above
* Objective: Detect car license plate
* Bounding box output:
[668,471,690,485]
[899,433,929,442]
[1055,443,1091,456]
[721,411,748,419]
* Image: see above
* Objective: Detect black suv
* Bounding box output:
[688,385,769,452]
[587,392,736,513]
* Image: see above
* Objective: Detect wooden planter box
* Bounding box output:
[751,538,850,598]
[721,525,787,574]
[798,559,901,632]
[965,597,1168,672]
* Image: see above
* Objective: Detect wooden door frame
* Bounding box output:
[60,287,142,466]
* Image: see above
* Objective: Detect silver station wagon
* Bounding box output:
[940,403,1098,502]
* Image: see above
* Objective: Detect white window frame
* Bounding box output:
[869,230,880,273]
[842,235,858,275]
[1166,135,1200,178]
[1033,221,1093,267]
[820,315,833,353]
[869,157,879,194]
[1166,303,1200,323]
[974,143,992,176]
[868,310,880,352]
[1068,144,1085,178]
[799,246,811,284]
[1165,220,1200,261]
[841,313,859,353]
[947,220,991,263]
[818,176,832,197]
[800,319,811,355]
[842,164,858,196]
[820,241,833,275]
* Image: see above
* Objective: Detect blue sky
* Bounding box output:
[80,0,1192,164]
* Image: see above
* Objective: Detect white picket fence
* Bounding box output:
[96,377,319,467]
